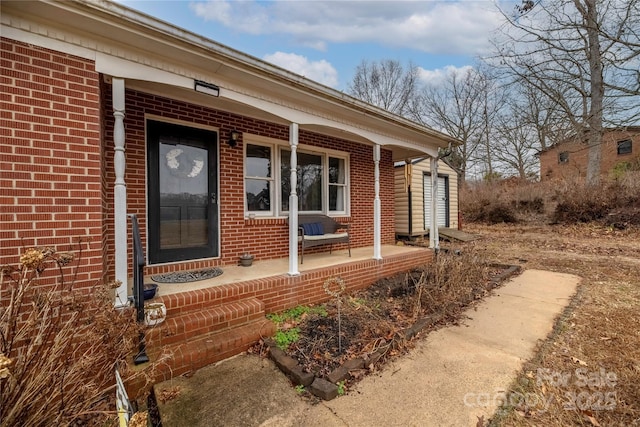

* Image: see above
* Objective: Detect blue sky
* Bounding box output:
[119,1,512,90]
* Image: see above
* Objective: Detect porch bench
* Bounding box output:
[294,214,351,264]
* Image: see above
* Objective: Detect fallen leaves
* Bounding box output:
[128,411,148,427]
[158,386,182,404]
[464,222,640,426]
[570,356,588,366]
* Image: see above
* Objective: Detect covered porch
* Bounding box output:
[132,243,434,389]
[148,244,431,297]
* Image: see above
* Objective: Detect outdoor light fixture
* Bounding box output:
[228,129,240,148]
[194,79,220,97]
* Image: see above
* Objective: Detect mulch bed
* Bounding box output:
[257,259,521,400]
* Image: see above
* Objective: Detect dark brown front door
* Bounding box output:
[147,120,218,264]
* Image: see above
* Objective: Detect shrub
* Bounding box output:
[610,158,640,180]
[551,176,640,225]
[461,175,640,227]
[1,247,140,426]
[460,181,518,224]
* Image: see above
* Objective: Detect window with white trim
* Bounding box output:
[328,157,347,212]
[280,148,349,215]
[244,142,349,216]
[245,144,273,215]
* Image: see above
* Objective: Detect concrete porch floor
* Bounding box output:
[149,244,430,297]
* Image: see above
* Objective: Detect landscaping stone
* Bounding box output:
[366,348,386,367]
[308,378,339,401]
[268,344,314,386]
[490,264,521,283]
[403,314,442,340]
[289,365,315,387]
[326,357,365,384]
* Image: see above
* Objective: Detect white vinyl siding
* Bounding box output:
[423,174,447,229]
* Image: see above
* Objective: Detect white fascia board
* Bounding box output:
[0,25,96,61]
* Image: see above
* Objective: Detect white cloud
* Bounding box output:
[189,1,504,55]
[418,65,475,86]
[262,52,339,87]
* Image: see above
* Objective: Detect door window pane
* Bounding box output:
[159,141,209,249]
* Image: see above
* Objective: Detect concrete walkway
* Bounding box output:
[154,269,580,427]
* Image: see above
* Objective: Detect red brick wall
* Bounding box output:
[101,86,395,276]
[1,37,104,287]
[161,249,433,317]
[540,129,640,180]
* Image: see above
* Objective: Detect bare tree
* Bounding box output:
[516,81,575,151]
[493,0,640,185]
[347,59,420,116]
[477,68,508,179]
[410,67,501,181]
[492,101,543,179]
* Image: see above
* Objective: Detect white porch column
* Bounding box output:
[429,157,439,249]
[113,78,128,306]
[288,123,300,275]
[373,144,382,260]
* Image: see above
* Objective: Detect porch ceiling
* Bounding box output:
[125,79,439,162]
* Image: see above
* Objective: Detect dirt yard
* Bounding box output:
[263,221,639,425]
[458,223,640,427]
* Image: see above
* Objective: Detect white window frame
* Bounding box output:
[243,136,350,218]
[244,138,276,217]
[327,155,349,215]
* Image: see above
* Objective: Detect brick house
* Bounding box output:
[1,1,457,383]
[539,127,640,180]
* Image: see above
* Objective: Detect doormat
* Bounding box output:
[151,267,223,283]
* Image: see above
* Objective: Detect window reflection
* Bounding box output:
[281,150,322,211]
[245,144,272,212]
[158,140,209,248]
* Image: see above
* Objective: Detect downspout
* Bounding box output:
[113,77,128,307]
[288,123,300,275]
[373,144,382,260]
[429,157,439,249]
